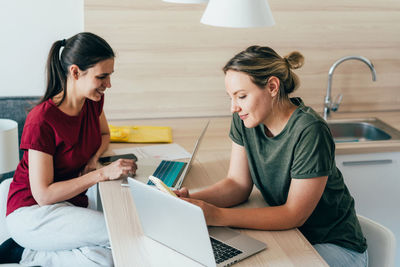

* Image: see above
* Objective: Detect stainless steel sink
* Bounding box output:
[327,118,400,143]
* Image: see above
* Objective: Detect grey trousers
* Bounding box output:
[313,243,368,267]
[6,202,113,267]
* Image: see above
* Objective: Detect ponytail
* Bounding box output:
[39,40,67,106]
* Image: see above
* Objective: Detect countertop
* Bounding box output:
[326,111,400,154]
[108,110,400,156]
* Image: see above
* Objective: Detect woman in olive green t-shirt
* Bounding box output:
[176,46,367,267]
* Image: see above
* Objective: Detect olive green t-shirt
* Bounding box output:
[229,97,367,253]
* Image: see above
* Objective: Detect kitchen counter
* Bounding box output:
[109,110,400,155]
[329,111,400,265]
[327,111,400,154]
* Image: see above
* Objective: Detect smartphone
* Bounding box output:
[99,153,138,165]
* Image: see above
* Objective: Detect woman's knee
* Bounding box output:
[6,204,109,250]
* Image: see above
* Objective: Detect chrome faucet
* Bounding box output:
[323,56,377,120]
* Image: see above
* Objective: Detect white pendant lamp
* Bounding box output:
[200,0,275,28]
[163,0,207,3]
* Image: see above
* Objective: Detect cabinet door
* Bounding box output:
[336,152,400,264]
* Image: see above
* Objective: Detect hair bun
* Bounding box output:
[284,51,304,70]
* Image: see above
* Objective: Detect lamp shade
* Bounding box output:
[201,0,275,28]
[163,0,207,3]
[0,119,19,174]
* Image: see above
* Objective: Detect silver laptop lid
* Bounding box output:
[175,120,210,188]
[128,177,216,267]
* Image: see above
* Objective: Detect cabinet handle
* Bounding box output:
[342,159,393,166]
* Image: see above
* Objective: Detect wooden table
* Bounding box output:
[98,117,328,267]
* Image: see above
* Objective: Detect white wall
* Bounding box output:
[0,0,83,97]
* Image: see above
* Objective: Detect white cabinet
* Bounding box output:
[336,152,400,265]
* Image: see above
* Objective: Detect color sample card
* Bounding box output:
[148,160,187,187]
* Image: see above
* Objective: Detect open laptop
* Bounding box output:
[130,121,209,189]
[128,178,266,267]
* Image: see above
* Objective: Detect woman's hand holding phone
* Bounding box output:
[98,158,137,181]
[99,153,138,165]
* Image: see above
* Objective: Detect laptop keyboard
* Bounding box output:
[148,160,187,187]
[210,237,243,264]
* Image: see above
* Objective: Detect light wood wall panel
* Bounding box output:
[85,0,400,120]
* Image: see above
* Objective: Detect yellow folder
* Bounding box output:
[109,125,172,143]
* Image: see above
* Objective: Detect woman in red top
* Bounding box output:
[0,32,136,266]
